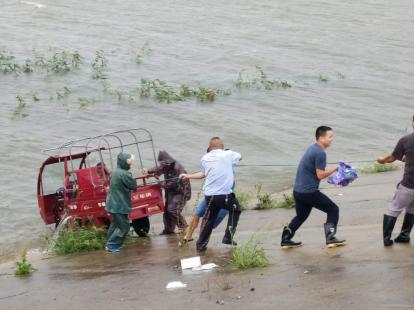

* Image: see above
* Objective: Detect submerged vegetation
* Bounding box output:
[91,50,108,80]
[236,66,292,90]
[139,79,227,103]
[0,50,81,75]
[4,46,345,119]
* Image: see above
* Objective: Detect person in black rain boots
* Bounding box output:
[377,117,414,246]
[281,126,346,249]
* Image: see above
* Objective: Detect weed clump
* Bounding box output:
[359,163,400,174]
[15,248,36,276]
[254,183,295,210]
[139,79,222,103]
[231,238,268,269]
[236,191,251,210]
[275,193,295,209]
[53,226,107,255]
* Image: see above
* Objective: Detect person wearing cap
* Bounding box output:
[105,152,138,253]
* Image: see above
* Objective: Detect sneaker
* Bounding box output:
[105,245,121,253]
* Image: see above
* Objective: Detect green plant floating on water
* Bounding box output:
[134,42,153,64]
[0,51,21,74]
[35,50,82,74]
[78,97,95,108]
[139,79,224,103]
[319,74,328,82]
[359,163,400,174]
[15,248,36,276]
[13,95,29,119]
[231,238,269,269]
[91,50,108,79]
[235,66,292,90]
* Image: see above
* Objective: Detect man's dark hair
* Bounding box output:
[315,126,332,140]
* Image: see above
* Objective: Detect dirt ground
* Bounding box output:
[0,171,413,310]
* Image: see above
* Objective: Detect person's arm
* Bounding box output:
[378,138,405,164]
[143,165,162,176]
[315,150,337,180]
[180,171,205,180]
[316,166,339,180]
[230,151,242,164]
[122,172,138,190]
[377,154,396,164]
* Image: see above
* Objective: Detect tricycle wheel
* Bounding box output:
[131,217,150,237]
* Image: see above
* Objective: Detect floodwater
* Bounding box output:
[0,0,413,257]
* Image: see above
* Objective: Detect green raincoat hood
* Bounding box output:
[117,153,133,170]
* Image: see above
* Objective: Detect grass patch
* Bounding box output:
[231,238,268,269]
[53,226,107,255]
[236,191,251,210]
[15,248,36,276]
[255,182,278,209]
[359,163,400,174]
[254,183,295,210]
[275,193,295,209]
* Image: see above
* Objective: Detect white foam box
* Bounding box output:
[180,256,201,270]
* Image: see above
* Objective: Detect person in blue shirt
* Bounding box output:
[281,126,346,249]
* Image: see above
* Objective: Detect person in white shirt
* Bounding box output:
[180,137,242,252]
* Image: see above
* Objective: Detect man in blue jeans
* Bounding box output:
[281,126,346,249]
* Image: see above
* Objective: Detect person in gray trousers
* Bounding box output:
[378,117,414,246]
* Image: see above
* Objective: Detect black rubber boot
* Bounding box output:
[383,214,397,246]
[222,202,241,246]
[222,226,238,246]
[324,223,346,248]
[394,213,413,243]
[280,226,302,248]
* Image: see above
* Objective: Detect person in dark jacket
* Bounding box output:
[145,151,191,235]
[105,153,137,253]
[378,117,414,246]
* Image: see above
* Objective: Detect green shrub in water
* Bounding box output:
[231,238,269,270]
[15,248,36,276]
[359,163,400,174]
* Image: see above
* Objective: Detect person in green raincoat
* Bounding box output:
[105,153,138,252]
